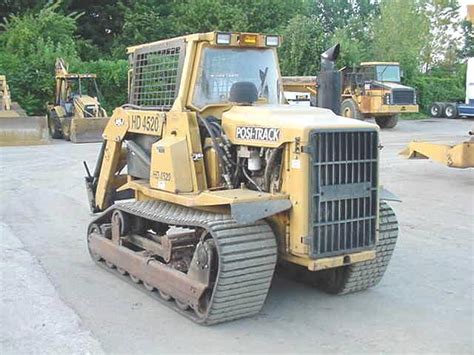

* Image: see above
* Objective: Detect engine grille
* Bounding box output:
[308,130,378,258]
[392,89,415,104]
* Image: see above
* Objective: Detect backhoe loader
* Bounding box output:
[0,75,49,146]
[84,32,399,325]
[47,59,108,143]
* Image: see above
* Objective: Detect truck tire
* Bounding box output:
[375,114,399,129]
[48,111,63,139]
[429,102,444,118]
[341,98,362,120]
[444,103,459,119]
[310,201,398,295]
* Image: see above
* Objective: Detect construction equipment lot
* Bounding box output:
[1,118,472,353]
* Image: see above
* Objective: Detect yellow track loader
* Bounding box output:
[47,59,108,143]
[84,32,399,325]
[0,75,49,146]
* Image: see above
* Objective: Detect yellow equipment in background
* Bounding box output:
[340,62,418,128]
[283,62,419,129]
[84,32,400,325]
[0,75,49,146]
[46,59,108,143]
[400,134,474,168]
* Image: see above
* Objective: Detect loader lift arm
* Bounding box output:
[85,109,141,212]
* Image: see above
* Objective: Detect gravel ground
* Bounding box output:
[0,118,473,354]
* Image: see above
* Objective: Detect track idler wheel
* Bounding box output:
[112,210,130,234]
[87,224,102,262]
[130,275,141,284]
[143,282,155,292]
[175,299,189,311]
[158,290,172,301]
[117,267,127,275]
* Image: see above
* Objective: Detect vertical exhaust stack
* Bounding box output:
[317,44,341,115]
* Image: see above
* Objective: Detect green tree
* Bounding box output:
[372,0,430,80]
[172,0,248,34]
[110,0,179,59]
[232,0,308,33]
[279,15,326,75]
[66,0,127,59]
[0,2,80,114]
[0,0,48,22]
[331,17,373,68]
[460,19,473,58]
[420,0,462,71]
[311,0,379,33]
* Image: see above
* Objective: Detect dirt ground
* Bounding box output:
[1,118,473,354]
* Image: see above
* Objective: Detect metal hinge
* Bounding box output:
[301,236,310,245]
[301,145,315,155]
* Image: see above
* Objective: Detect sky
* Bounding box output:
[458,0,473,19]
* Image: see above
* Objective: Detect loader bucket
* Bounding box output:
[0,115,50,146]
[70,117,109,143]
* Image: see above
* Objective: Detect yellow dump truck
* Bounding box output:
[283,61,419,129]
[341,62,418,128]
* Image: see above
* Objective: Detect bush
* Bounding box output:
[0,3,128,115]
[408,63,466,112]
[279,15,326,76]
[0,3,78,115]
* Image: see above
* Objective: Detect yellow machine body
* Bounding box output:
[94,32,382,268]
[85,32,399,324]
[0,75,49,146]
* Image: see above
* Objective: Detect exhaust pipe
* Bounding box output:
[317,44,341,115]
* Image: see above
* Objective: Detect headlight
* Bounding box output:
[384,93,391,105]
[216,32,231,45]
[265,35,280,47]
[413,91,417,104]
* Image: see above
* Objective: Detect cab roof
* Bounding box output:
[360,62,400,66]
[56,73,97,79]
[126,31,280,54]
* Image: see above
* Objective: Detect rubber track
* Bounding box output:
[89,200,277,325]
[337,201,399,294]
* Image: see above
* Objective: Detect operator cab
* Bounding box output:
[359,62,401,83]
[56,74,103,116]
[192,45,281,107]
